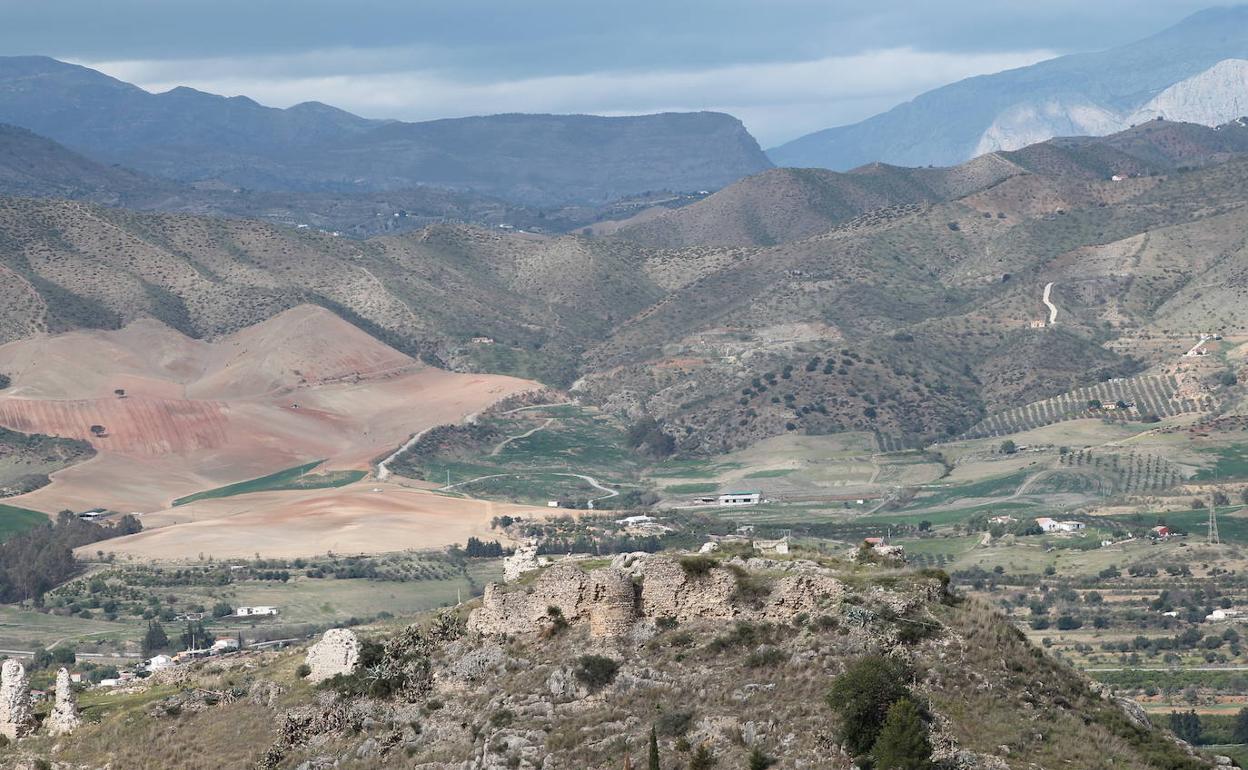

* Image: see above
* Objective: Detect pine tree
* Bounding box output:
[142,620,169,656]
[688,743,715,770]
[648,725,660,770]
[871,698,933,770]
[1234,707,1248,744]
[747,745,774,770]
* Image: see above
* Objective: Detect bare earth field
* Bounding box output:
[87,481,549,560]
[0,305,539,514]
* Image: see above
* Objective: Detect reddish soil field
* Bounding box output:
[0,305,539,515]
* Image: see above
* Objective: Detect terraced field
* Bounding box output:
[960,375,1211,440]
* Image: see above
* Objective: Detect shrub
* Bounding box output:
[748,746,775,770]
[296,663,311,678]
[827,655,912,755]
[574,655,620,690]
[657,709,694,737]
[871,697,933,769]
[679,555,717,577]
[746,647,786,668]
[689,743,716,770]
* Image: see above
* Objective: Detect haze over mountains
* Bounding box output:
[0,56,771,206]
[770,5,1248,170]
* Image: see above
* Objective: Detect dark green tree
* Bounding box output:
[648,725,660,770]
[1168,709,1202,744]
[142,620,169,656]
[1233,707,1248,744]
[826,655,911,754]
[872,697,933,770]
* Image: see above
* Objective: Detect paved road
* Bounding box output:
[1042,281,1059,325]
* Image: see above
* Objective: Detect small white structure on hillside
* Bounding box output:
[235,606,278,617]
[146,654,174,672]
[692,491,762,507]
[1036,517,1085,533]
[1207,609,1241,622]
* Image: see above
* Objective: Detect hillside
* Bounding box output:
[0,554,1217,769]
[0,305,538,514]
[2,125,1248,455]
[0,57,772,206]
[769,6,1248,170]
[616,120,1248,249]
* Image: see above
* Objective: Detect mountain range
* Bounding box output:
[3,118,1247,453]
[0,56,771,206]
[770,5,1248,170]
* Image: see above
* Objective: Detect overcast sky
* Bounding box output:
[1,1,1223,146]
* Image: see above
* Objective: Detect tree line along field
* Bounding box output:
[0,552,501,655]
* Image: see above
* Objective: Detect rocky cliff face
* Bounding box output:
[1130,59,1248,126]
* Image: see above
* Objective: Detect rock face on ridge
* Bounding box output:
[468,556,858,638]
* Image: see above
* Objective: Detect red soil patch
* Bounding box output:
[0,305,539,514]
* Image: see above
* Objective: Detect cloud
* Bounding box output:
[83,47,1056,145]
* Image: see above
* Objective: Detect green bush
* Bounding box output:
[827,655,912,755]
[679,555,717,577]
[657,709,694,737]
[872,697,932,769]
[574,655,620,690]
[296,663,311,678]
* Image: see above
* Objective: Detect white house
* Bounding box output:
[146,654,174,672]
[1036,518,1085,533]
[211,638,240,653]
[1207,609,1241,622]
[235,606,278,617]
[719,491,760,505]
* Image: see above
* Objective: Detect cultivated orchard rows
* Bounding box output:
[961,375,1210,440]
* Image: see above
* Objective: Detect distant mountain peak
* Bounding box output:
[769,6,1248,170]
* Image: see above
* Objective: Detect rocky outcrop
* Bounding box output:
[0,659,33,740]
[305,628,362,684]
[470,556,859,638]
[503,541,543,583]
[46,667,80,736]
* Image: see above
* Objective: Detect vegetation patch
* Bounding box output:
[172,461,365,506]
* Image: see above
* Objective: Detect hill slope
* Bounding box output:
[769,6,1248,170]
[0,57,771,205]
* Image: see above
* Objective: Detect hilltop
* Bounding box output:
[0,552,1219,770]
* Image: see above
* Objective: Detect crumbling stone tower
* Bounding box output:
[47,667,81,736]
[0,659,33,740]
[589,569,638,638]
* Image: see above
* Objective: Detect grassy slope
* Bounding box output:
[0,502,47,540]
[172,461,366,506]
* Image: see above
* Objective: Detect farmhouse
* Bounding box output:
[235,606,278,617]
[692,491,762,507]
[1151,525,1171,539]
[1035,517,1085,533]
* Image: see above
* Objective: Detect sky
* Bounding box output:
[1,0,1224,146]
